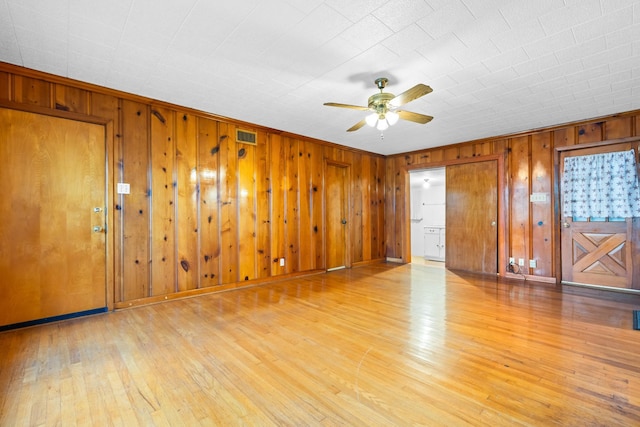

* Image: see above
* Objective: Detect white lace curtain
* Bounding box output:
[562,149,640,218]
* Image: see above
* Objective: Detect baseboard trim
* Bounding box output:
[114,269,326,310]
[503,273,557,284]
[561,280,640,295]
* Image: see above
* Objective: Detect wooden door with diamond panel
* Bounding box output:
[560,144,634,289]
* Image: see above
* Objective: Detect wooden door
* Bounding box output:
[445,161,498,274]
[560,145,634,288]
[0,108,106,327]
[326,163,348,270]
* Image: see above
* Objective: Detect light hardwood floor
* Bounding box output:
[2,262,640,426]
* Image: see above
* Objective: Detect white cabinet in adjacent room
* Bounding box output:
[424,226,445,261]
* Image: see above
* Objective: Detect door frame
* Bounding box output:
[0,99,116,311]
[554,135,640,289]
[408,167,446,261]
[324,159,351,270]
[402,153,507,276]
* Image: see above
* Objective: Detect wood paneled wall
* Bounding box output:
[386,111,640,282]
[0,63,385,308]
[2,62,639,301]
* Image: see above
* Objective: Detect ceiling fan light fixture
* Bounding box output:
[376,118,389,131]
[386,111,399,126]
[365,113,378,127]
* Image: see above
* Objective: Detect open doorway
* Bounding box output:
[409,168,446,265]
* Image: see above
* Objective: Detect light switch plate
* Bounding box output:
[117,183,130,194]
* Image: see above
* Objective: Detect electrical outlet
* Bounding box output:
[518,258,525,267]
[509,257,515,265]
[280,258,285,267]
[529,259,537,268]
[529,193,548,203]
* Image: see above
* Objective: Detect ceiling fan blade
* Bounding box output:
[347,119,367,132]
[324,102,370,111]
[397,110,434,124]
[389,84,433,108]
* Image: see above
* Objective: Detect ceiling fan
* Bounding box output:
[324,77,433,132]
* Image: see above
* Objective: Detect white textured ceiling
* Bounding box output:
[1,0,639,155]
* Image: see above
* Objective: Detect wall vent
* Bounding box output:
[236,129,257,145]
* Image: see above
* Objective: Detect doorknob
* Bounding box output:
[93,226,103,233]
[341,219,347,225]
[563,222,570,228]
[490,221,496,227]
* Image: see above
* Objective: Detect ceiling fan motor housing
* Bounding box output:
[368,92,394,114]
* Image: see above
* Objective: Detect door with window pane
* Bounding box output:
[560,144,638,289]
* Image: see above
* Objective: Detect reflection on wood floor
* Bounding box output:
[2,262,640,426]
[411,255,446,268]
